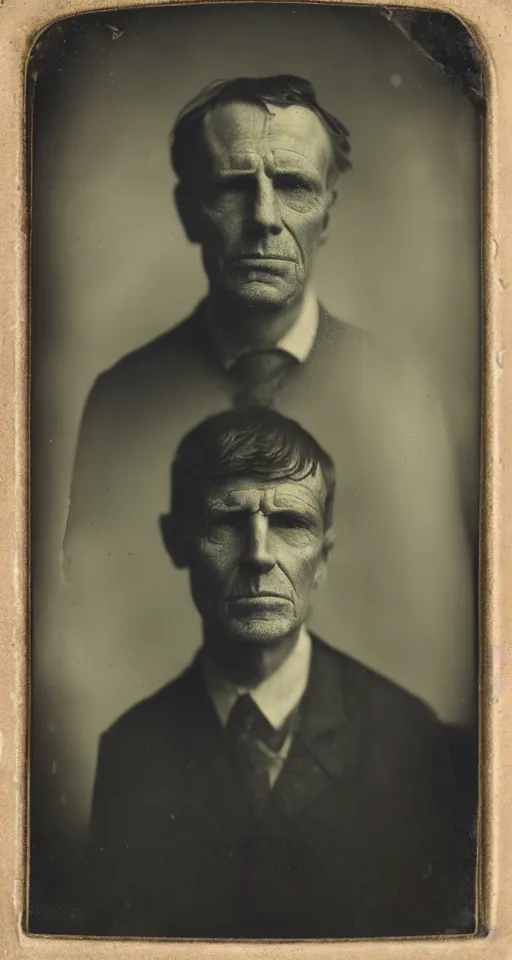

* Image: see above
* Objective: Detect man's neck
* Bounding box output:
[202,629,301,689]
[208,292,306,350]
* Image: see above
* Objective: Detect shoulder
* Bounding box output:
[314,307,408,388]
[311,634,437,731]
[317,306,393,356]
[310,637,456,793]
[318,309,442,438]
[317,307,374,350]
[319,307,432,384]
[101,660,200,748]
[90,302,209,396]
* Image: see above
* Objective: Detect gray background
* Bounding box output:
[29,2,481,925]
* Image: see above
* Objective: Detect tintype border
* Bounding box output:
[0,0,506,957]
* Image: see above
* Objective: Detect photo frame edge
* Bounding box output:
[0,0,508,955]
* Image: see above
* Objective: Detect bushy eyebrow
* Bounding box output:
[204,503,319,524]
[211,170,256,181]
[209,168,321,186]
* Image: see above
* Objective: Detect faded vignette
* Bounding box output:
[0,0,509,957]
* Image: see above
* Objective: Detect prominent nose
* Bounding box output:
[244,512,275,573]
[252,174,282,236]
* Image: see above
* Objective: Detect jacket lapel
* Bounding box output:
[168,640,358,827]
[158,656,255,827]
[271,637,357,821]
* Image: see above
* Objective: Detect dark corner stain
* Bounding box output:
[380,8,484,110]
[27,12,129,88]
[28,17,85,85]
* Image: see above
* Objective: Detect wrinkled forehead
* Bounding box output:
[205,473,327,514]
[200,101,334,180]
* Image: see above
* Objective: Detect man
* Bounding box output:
[84,408,474,939]
[65,75,475,741]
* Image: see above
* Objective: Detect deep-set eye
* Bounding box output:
[206,512,246,533]
[274,173,313,193]
[271,511,311,530]
[216,174,255,195]
[227,174,256,193]
[203,175,254,208]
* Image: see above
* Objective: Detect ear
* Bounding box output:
[174,183,204,245]
[313,527,335,588]
[319,187,338,247]
[159,513,189,570]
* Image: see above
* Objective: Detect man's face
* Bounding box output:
[178,102,337,312]
[184,471,331,645]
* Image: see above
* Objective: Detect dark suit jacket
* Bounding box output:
[64,303,475,730]
[83,636,475,940]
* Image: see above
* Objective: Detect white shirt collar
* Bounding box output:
[203,627,312,731]
[208,290,319,371]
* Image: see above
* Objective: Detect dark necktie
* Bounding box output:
[231,349,297,408]
[224,694,299,815]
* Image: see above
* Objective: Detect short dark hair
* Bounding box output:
[171,74,351,187]
[170,408,336,530]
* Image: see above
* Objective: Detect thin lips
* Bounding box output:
[236,255,297,263]
[228,592,290,601]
